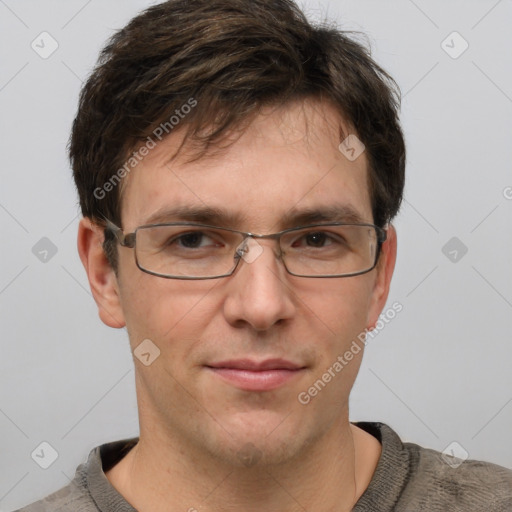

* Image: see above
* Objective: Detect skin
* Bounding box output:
[78,97,397,512]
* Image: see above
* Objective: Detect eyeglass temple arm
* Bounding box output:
[105,220,136,248]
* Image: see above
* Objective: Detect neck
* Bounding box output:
[106,414,381,512]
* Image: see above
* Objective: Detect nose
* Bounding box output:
[222,238,296,331]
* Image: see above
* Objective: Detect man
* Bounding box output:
[17,0,512,510]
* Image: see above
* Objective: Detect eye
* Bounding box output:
[175,231,213,248]
[141,225,229,256]
[303,231,331,247]
[291,231,337,248]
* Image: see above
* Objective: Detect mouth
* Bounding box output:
[205,359,307,391]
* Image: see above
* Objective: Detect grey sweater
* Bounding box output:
[14,422,512,511]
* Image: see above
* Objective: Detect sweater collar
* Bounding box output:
[85,421,410,512]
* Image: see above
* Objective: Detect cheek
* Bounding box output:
[297,278,374,389]
[119,271,220,352]
[301,275,374,340]
[292,286,371,428]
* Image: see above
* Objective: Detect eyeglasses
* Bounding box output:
[105,220,387,280]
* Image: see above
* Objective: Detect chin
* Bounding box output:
[217,436,302,469]
[202,412,319,468]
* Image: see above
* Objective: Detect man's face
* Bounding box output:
[107,99,394,466]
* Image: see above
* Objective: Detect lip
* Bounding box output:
[206,359,306,391]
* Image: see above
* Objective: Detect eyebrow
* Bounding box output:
[142,203,368,230]
[280,205,367,227]
[143,206,245,227]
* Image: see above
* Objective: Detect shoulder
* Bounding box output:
[13,471,95,512]
[402,440,512,511]
[355,422,512,512]
[13,437,138,512]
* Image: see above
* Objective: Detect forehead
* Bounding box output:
[120,98,372,231]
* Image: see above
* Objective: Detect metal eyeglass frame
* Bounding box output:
[105,219,387,280]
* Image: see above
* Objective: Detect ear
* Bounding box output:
[77,218,126,329]
[366,224,397,329]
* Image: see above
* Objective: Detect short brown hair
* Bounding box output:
[69,0,405,269]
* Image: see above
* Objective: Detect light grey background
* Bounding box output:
[1,0,511,509]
